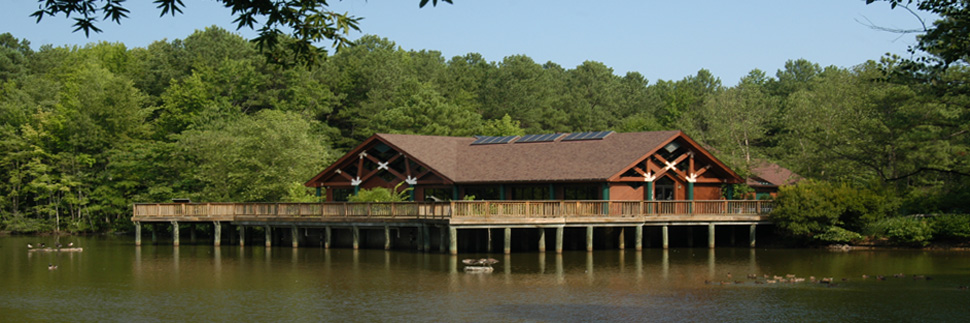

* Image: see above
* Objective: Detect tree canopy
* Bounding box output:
[30,0,453,65]
[1,1,969,235]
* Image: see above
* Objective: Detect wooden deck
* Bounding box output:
[132,200,773,252]
[132,200,772,225]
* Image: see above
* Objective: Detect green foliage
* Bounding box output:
[814,226,864,244]
[866,216,934,246]
[771,180,900,238]
[347,183,412,202]
[930,214,970,240]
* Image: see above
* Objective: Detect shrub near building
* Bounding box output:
[770,180,899,244]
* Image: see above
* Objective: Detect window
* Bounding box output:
[511,186,548,200]
[563,185,599,200]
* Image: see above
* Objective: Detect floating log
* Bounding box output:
[463,266,494,273]
[28,247,84,252]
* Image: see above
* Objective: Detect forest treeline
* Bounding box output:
[0,27,967,241]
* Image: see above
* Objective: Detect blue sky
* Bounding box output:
[2,1,931,85]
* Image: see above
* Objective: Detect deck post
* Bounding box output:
[353,225,360,250]
[708,223,715,249]
[749,224,757,248]
[172,221,180,246]
[538,228,546,253]
[151,224,157,243]
[687,226,694,247]
[135,222,142,246]
[556,226,564,254]
[416,226,423,251]
[504,227,512,254]
[239,226,246,247]
[384,225,392,250]
[264,226,272,248]
[291,226,299,248]
[635,225,643,251]
[662,225,669,249]
[586,226,594,252]
[449,226,458,255]
[486,228,492,253]
[214,222,222,247]
[618,227,625,250]
[423,224,431,252]
[439,226,447,253]
[324,226,331,249]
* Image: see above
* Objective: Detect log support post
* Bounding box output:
[708,223,715,249]
[423,225,431,252]
[325,226,331,249]
[239,226,246,247]
[586,226,594,252]
[449,226,458,255]
[662,225,669,249]
[504,227,512,254]
[134,222,142,246]
[172,221,180,246]
[264,226,272,248]
[486,228,493,253]
[635,225,643,251]
[749,224,757,248]
[384,225,392,250]
[291,226,299,248]
[214,222,222,247]
[538,228,546,253]
[353,225,360,250]
[151,224,157,243]
[555,226,564,254]
[618,227,625,250]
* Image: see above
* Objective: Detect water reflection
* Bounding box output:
[6,235,969,322]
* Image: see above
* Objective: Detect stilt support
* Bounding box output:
[438,226,445,253]
[449,226,458,255]
[504,227,512,254]
[135,222,142,246]
[708,223,715,249]
[586,226,594,252]
[555,226,564,254]
[239,226,246,247]
[172,221,180,246]
[264,226,272,248]
[214,222,222,247]
[291,226,299,248]
[353,226,360,250]
[635,225,643,251]
[422,225,431,252]
[538,228,546,253]
[324,226,331,249]
[384,225,392,250]
[662,225,669,249]
[618,227,625,250]
[749,224,757,248]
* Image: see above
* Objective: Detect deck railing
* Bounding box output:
[133,200,773,221]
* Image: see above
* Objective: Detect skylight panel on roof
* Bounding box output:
[516,133,564,143]
[562,131,615,141]
[471,135,519,145]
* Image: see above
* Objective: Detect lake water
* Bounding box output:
[1,235,968,321]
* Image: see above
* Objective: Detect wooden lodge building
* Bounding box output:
[132,131,776,254]
[305,130,744,203]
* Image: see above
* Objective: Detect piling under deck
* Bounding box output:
[132,200,771,253]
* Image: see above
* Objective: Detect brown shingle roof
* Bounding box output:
[379,131,683,183]
[747,161,801,187]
